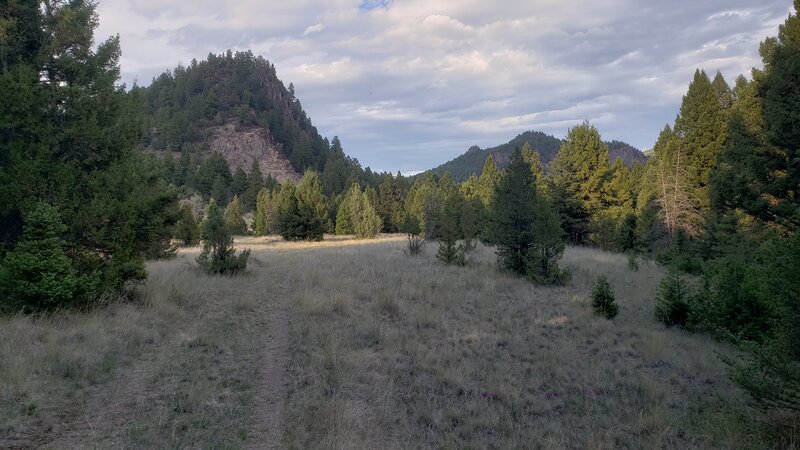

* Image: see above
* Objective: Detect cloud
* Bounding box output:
[96,0,792,173]
[303,23,326,36]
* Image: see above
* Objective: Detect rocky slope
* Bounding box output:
[206,123,301,182]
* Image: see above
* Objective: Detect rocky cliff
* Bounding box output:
[206,123,301,183]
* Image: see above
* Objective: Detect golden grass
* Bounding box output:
[0,235,796,448]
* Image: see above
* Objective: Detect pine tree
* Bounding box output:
[477,156,502,207]
[674,70,731,216]
[231,166,249,198]
[527,195,570,285]
[0,203,80,312]
[491,149,569,284]
[211,175,229,206]
[335,183,360,235]
[521,143,549,196]
[224,195,247,235]
[591,275,619,319]
[0,1,177,302]
[175,204,200,245]
[711,4,800,234]
[550,122,611,243]
[294,170,328,241]
[353,191,382,239]
[197,199,250,274]
[377,175,405,232]
[436,193,466,266]
[253,187,276,236]
[241,160,263,211]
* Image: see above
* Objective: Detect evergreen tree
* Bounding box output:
[550,122,610,243]
[253,187,276,236]
[521,143,549,196]
[436,193,466,266]
[224,195,247,235]
[377,174,405,232]
[591,275,619,319]
[477,156,502,207]
[491,149,569,284]
[0,203,79,312]
[197,199,250,274]
[711,5,800,234]
[335,183,360,235]
[211,175,229,206]
[0,1,177,302]
[275,182,303,240]
[230,166,249,198]
[527,195,570,285]
[353,190,382,239]
[294,171,328,241]
[242,160,263,212]
[175,204,200,245]
[674,70,730,216]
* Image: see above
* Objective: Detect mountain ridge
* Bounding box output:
[427,130,648,181]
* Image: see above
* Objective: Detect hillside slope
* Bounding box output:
[429,131,647,181]
[136,51,328,181]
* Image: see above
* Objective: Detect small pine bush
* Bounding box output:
[197,199,250,275]
[654,270,691,327]
[0,203,81,312]
[591,275,618,319]
[175,204,200,245]
[401,214,425,256]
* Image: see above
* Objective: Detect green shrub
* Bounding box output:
[654,270,692,327]
[0,203,81,312]
[401,214,425,256]
[175,204,200,245]
[197,199,250,275]
[591,275,618,319]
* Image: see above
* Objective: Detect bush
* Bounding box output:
[401,214,426,256]
[197,199,250,275]
[175,204,200,245]
[0,203,81,312]
[591,275,618,319]
[654,270,692,327]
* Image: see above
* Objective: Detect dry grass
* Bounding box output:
[0,235,795,448]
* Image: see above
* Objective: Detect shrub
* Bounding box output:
[0,203,81,312]
[591,275,618,319]
[175,204,200,245]
[654,270,692,327]
[197,199,250,275]
[401,214,425,256]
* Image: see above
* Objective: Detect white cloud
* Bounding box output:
[302,23,326,36]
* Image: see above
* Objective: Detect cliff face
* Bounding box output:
[206,123,301,183]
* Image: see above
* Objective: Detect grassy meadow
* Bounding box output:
[0,235,796,448]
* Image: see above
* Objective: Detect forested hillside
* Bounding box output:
[136,51,330,174]
[428,130,647,181]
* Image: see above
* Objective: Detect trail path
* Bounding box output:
[245,288,291,449]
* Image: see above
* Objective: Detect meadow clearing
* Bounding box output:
[0,235,795,448]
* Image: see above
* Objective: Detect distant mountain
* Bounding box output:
[427,131,647,181]
[428,131,562,181]
[607,140,649,168]
[136,50,330,181]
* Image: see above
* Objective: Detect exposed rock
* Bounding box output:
[205,122,301,183]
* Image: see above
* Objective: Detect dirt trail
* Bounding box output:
[245,291,291,449]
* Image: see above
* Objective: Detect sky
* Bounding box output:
[96,0,793,174]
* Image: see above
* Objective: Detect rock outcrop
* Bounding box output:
[205,123,301,183]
